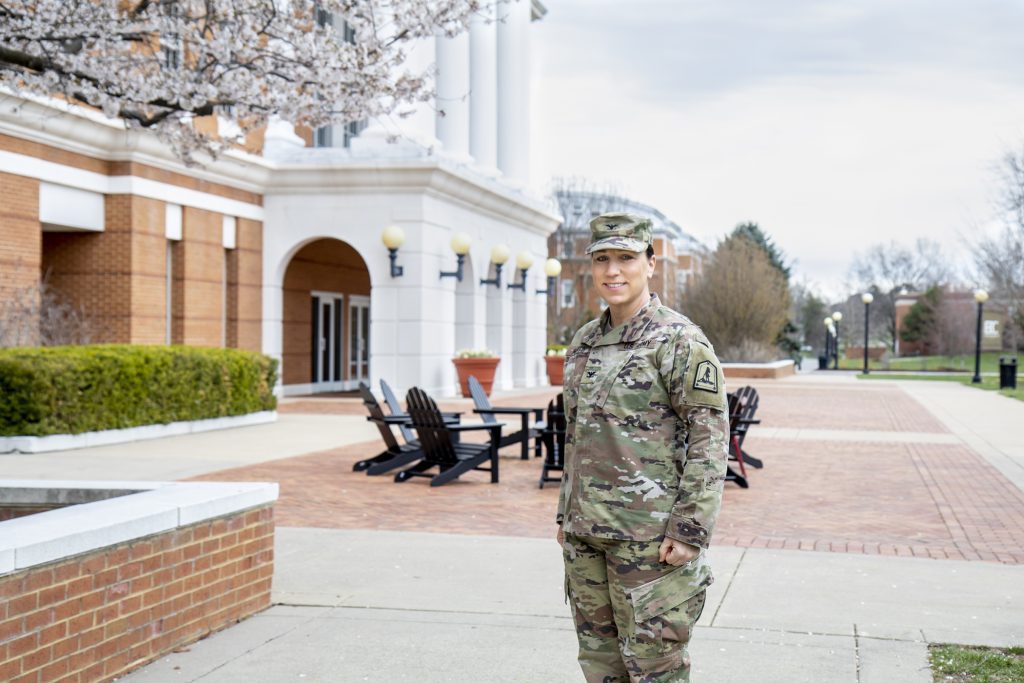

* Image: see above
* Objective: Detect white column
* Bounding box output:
[469,6,500,175]
[436,32,472,162]
[351,36,439,157]
[496,0,531,185]
[400,35,441,149]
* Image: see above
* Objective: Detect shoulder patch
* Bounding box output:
[692,360,719,393]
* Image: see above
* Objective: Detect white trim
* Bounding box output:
[38,182,105,232]
[165,203,183,240]
[222,215,237,249]
[0,480,278,574]
[0,149,264,221]
[0,411,277,454]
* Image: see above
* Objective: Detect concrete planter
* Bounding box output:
[453,357,501,397]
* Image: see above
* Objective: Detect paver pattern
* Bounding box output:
[198,379,1024,563]
[714,439,1024,563]
[194,443,564,537]
[749,382,949,433]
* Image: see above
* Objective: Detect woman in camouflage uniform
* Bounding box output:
[556,212,730,683]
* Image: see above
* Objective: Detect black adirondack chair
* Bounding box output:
[395,387,503,486]
[724,393,750,488]
[732,385,763,468]
[538,393,566,489]
[354,383,424,474]
[467,375,544,460]
[381,378,461,444]
[380,379,417,445]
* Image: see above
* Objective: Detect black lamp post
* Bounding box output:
[861,293,873,374]
[831,311,843,370]
[823,317,834,369]
[972,289,989,384]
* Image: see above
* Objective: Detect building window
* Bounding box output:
[160,1,182,71]
[315,126,333,148]
[560,279,575,309]
[343,120,366,147]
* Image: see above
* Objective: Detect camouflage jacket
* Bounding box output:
[556,294,729,547]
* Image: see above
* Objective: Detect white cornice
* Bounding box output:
[265,159,560,236]
[0,94,272,193]
[0,93,561,236]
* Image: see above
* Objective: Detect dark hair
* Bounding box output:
[646,245,655,259]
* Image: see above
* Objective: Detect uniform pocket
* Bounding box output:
[627,552,714,623]
[582,353,632,409]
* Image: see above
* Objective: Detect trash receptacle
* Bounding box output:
[818,355,828,370]
[1000,356,1018,390]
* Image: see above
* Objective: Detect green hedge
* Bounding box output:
[0,345,278,437]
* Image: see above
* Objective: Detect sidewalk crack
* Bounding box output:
[854,623,862,683]
[709,547,746,627]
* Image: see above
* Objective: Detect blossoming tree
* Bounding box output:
[0,0,480,162]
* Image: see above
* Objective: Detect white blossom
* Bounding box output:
[0,0,484,164]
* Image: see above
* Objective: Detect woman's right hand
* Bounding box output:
[556,525,565,546]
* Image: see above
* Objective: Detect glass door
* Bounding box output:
[348,296,370,387]
[310,292,344,390]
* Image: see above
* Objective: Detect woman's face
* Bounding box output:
[590,248,655,312]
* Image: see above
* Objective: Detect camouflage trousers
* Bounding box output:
[563,533,710,683]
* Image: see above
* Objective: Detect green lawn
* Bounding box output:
[929,643,1024,682]
[857,372,1024,402]
[837,351,1010,373]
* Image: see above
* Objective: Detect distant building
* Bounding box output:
[894,289,1005,355]
[547,191,707,344]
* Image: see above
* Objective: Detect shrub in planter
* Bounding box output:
[452,349,500,397]
[545,345,567,386]
[0,345,278,437]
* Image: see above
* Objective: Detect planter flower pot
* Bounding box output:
[453,357,501,397]
[545,355,565,386]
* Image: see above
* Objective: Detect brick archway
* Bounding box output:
[281,238,370,392]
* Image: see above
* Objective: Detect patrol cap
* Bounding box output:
[585,212,654,255]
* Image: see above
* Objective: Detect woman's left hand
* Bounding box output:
[658,538,700,566]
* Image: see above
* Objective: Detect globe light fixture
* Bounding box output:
[480,244,511,288]
[508,251,535,290]
[537,258,563,295]
[381,225,405,278]
[440,232,472,281]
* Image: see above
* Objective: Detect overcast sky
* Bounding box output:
[529,0,1024,298]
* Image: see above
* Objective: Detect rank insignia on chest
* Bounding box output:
[693,360,719,393]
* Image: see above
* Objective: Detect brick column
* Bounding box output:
[177,208,226,347]
[0,173,40,301]
[228,218,263,351]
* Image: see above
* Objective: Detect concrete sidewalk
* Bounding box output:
[121,528,1022,682]
[8,375,1022,681]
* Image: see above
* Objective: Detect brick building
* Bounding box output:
[894,289,1006,356]
[0,0,559,397]
[546,191,706,344]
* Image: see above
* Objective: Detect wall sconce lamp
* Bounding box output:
[480,244,511,288]
[507,251,535,291]
[440,232,472,282]
[381,225,405,278]
[536,258,562,295]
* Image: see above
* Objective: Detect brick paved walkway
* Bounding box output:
[197,380,1024,564]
